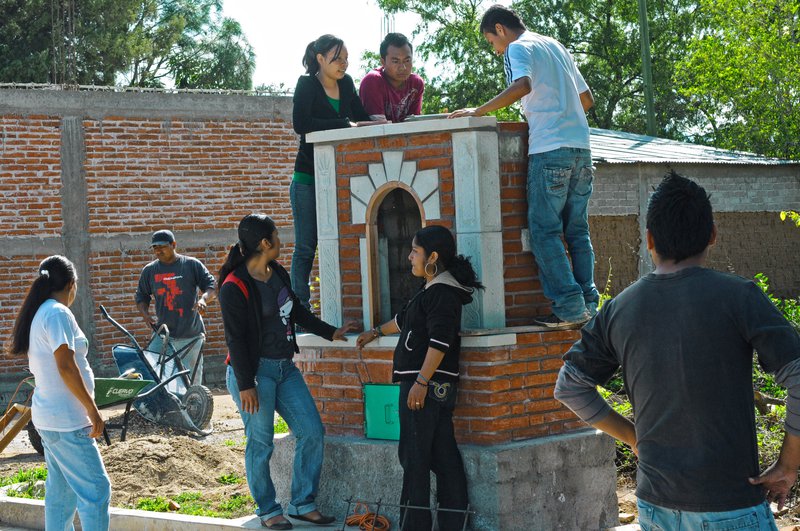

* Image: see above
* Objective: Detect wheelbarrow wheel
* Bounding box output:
[26,422,44,456]
[183,385,213,430]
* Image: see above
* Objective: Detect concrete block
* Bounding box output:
[269,430,618,530]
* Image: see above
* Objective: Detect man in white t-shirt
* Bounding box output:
[451,4,599,329]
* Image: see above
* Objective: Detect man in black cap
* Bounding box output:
[135,229,216,386]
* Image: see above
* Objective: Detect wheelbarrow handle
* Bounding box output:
[99,305,143,352]
[135,369,191,400]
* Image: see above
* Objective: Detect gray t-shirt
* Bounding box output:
[564,267,800,512]
[255,274,295,359]
[135,255,215,339]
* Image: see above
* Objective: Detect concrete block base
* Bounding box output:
[271,429,619,530]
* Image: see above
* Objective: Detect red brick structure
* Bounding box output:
[298,329,581,445]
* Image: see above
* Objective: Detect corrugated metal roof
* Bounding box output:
[590,128,798,165]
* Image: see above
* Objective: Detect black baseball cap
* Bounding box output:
[151,230,175,247]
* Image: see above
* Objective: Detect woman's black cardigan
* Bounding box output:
[292,73,371,176]
[219,261,336,391]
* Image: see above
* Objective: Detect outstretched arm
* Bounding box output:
[449,77,531,118]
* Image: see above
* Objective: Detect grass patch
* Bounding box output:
[216,472,243,485]
[0,466,47,499]
[135,492,255,518]
[0,466,47,487]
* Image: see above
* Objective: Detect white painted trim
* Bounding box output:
[307,116,497,143]
[318,239,342,325]
[295,333,519,348]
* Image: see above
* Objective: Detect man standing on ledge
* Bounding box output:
[359,32,425,123]
[135,229,216,385]
[451,4,598,329]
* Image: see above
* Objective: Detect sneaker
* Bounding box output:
[534,311,591,330]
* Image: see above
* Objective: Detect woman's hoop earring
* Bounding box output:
[424,262,438,278]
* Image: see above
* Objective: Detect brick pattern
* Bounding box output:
[0,109,321,378]
[83,118,297,233]
[0,116,62,237]
[297,329,582,445]
[499,159,550,324]
[0,255,53,373]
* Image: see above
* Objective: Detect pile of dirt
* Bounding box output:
[100,434,248,507]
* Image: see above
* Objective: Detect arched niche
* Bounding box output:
[365,182,425,326]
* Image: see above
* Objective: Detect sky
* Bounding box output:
[220,0,422,90]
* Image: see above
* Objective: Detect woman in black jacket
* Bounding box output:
[290,34,386,311]
[356,225,484,531]
[219,214,355,530]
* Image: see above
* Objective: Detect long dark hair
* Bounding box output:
[414,225,484,290]
[218,214,278,285]
[303,34,344,75]
[8,255,77,355]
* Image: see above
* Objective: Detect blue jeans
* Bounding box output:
[290,181,317,310]
[39,426,111,531]
[528,147,599,320]
[638,499,778,530]
[226,360,325,519]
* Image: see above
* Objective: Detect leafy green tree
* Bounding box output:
[0,0,254,89]
[0,0,135,84]
[122,0,255,89]
[675,0,800,159]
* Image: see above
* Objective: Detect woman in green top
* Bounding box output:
[290,34,386,310]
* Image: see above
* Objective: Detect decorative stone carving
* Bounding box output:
[350,150,441,224]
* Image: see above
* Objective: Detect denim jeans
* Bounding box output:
[398,381,469,531]
[147,333,205,388]
[290,181,317,310]
[637,499,778,531]
[39,426,111,531]
[528,147,599,320]
[226,360,325,519]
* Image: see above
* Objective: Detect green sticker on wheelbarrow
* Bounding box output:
[94,378,154,408]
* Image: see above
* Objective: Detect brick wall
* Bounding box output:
[0,90,307,396]
[298,329,582,445]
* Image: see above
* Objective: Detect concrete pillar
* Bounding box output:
[59,116,98,365]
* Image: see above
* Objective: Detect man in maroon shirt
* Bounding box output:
[359,33,425,123]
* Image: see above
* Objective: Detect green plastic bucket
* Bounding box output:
[363,383,400,441]
[94,378,154,408]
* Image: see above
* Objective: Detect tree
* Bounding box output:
[0,0,255,89]
[121,0,255,89]
[675,0,800,159]
[0,0,135,85]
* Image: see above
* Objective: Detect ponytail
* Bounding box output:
[8,255,76,355]
[413,225,484,291]
[302,34,344,75]
[219,214,278,285]
[447,255,485,291]
[218,242,247,285]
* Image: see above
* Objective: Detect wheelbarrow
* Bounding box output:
[23,369,188,455]
[99,305,213,436]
